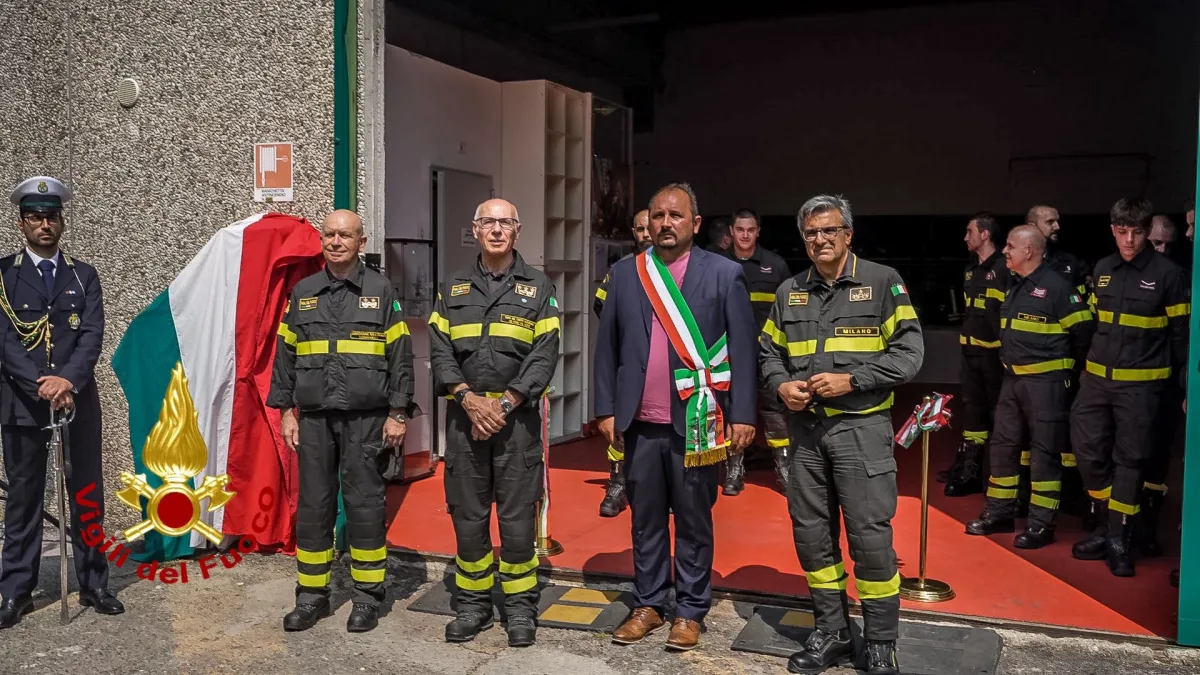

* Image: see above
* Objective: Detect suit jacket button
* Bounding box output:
[641,366,646,372]
[50,363,55,369]
[21,304,27,309]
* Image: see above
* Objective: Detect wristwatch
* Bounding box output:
[499,397,515,416]
[849,373,861,392]
[389,412,407,424]
[454,389,469,406]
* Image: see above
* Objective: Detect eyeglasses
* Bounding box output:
[802,226,847,242]
[474,217,519,232]
[21,212,62,226]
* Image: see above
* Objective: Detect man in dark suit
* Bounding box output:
[0,176,121,629]
[594,182,757,651]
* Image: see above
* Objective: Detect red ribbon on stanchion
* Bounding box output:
[895,392,954,448]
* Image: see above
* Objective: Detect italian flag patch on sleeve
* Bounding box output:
[890,283,907,296]
[1069,294,1081,304]
[549,296,558,308]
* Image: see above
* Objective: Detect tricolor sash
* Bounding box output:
[636,249,731,467]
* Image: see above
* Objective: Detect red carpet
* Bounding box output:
[385,387,1181,639]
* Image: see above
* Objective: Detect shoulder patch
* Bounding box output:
[788,291,808,306]
[514,283,538,299]
[549,296,558,308]
[965,271,973,281]
[1097,275,1110,288]
[450,283,471,297]
[359,296,380,310]
[889,283,906,296]
[299,297,318,311]
[393,299,402,312]
[849,287,872,302]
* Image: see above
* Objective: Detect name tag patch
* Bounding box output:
[834,326,880,337]
[450,283,471,297]
[299,297,318,311]
[1016,312,1047,323]
[788,292,809,306]
[350,330,386,342]
[849,287,872,302]
[500,314,535,330]
[514,283,538,299]
[359,296,380,310]
[1097,275,1111,288]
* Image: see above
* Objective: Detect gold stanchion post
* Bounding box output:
[535,390,563,557]
[899,396,955,602]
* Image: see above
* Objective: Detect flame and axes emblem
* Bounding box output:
[116,362,236,544]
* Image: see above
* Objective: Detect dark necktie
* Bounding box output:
[37,259,55,299]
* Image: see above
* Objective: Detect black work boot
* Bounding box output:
[936,452,964,484]
[1138,489,1165,557]
[786,628,855,674]
[1107,516,1136,578]
[599,460,628,517]
[445,610,494,642]
[772,447,790,493]
[1014,524,1055,549]
[506,615,537,647]
[944,441,984,497]
[1073,500,1109,560]
[347,602,379,632]
[865,640,901,674]
[966,510,1015,536]
[283,597,332,632]
[722,452,745,496]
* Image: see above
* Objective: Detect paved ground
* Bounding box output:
[1,553,1199,675]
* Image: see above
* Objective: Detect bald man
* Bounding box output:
[269,209,418,633]
[593,209,653,517]
[429,198,560,647]
[966,226,1094,549]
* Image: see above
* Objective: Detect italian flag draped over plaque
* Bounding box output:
[112,213,325,562]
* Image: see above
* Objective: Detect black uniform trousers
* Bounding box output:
[443,404,543,619]
[1145,381,1183,494]
[983,375,1070,527]
[0,406,108,599]
[624,421,720,622]
[959,351,1003,445]
[758,390,790,449]
[295,410,390,607]
[788,412,900,642]
[1071,373,1163,521]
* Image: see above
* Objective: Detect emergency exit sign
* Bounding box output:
[254,142,294,202]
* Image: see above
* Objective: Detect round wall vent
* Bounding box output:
[116,78,141,108]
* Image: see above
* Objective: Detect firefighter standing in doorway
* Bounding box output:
[722,208,792,495]
[593,209,651,517]
[1070,198,1190,578]
[429,198,560,647]
[965,226,1094,549]
[940,212,1011,497]
[269,209,418,633]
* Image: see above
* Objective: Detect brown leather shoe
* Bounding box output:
[666,617,701,651]
[612,607,665,644]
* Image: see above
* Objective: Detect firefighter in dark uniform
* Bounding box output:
[1070,198,1189,578]
[592,209,651,517]
[760,195,922,675]
[429,198,560,648]
[723,208,792,495]
[268,209,417,633]
[965,226,1094,548]
[940,212,1012,497]
[0,176,124,629]
[1026,204,1091,517]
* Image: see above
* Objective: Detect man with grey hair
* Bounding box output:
[760,194,923,674]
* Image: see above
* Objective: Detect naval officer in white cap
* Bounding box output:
[0,176,122,628]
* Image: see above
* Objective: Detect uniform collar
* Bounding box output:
[731,246,761,263]
[460,249,536,283]
[320,258,365,290]
[974,248,1002,269]
[24,247,60,269]
[1115,245,1154,271]
[1020,261,1053,287]
[801,252,858,289]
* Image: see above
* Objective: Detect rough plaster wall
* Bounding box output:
[0,0,337,531]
